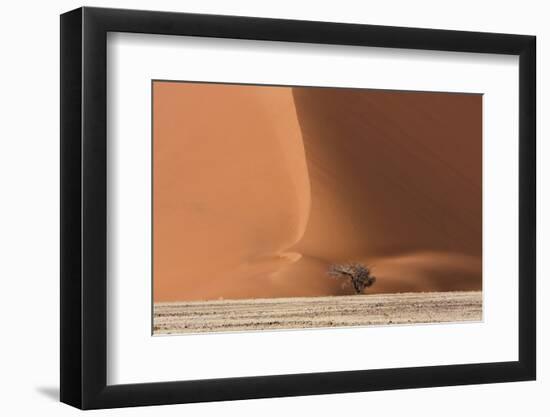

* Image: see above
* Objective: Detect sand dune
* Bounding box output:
[290,88,482,295]
[153,291,482,334]
[153,83,482,302]
[153,83,311,301]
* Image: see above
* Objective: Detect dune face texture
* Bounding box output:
[153,82,482,302]
[291,89,482,295]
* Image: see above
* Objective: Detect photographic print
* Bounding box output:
[61,8,536,407]
[152,81,482,335]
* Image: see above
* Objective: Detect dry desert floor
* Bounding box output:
[153,291,482,335]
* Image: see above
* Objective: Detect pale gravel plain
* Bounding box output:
[153,291,482,335]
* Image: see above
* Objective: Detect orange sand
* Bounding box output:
[153,82,481,302]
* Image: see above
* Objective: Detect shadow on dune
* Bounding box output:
[153,83,482,301]
[285,87,482,295]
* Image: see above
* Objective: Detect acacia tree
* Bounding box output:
[327,263,376,294]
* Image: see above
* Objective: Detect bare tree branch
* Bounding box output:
[327,263,376,294]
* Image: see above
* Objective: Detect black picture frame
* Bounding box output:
[60,6,536,410]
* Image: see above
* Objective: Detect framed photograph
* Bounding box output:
[60,6,536,409]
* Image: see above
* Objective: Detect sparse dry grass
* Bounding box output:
[153,291,482,335]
